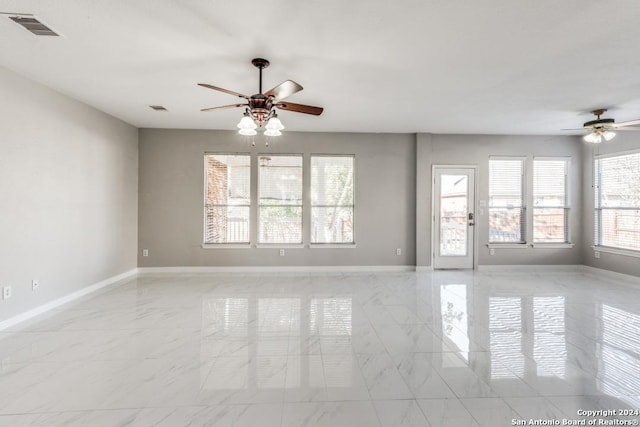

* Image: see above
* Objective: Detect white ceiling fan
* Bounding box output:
[572,109,640,143]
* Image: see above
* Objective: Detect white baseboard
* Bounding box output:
[4,264,635,332]
[477,265,582,272]
[137,265,415,274]
[0,268,138,331]
[580,265,640,286]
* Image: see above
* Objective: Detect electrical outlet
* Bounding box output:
[142,249,149,257]
[2,286,11,300]
[279,249,285,256]
[490,248,495,256]
[595,251,600,258]
[32,279,40,291]
[396,248,401,256]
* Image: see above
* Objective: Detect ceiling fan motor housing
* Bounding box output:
[583,117,615,128]
[248,94,274,126]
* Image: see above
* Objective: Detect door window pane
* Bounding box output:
[440,174,468,256]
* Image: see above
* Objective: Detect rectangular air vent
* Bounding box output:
[149,105,168,111]
[9,16,59,36]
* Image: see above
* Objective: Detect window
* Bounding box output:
[258,155,303,244]
[595,151,640,252]
[204,153,356,247]
[489,158,525,243]
[311,155,354,244]
[533,159,569,243]
[204,154,250,244]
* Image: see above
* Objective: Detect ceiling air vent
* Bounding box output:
[9,16,59,36]
[149,105,168,111]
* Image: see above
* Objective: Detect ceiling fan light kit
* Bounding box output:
[583,130,615,144]
[578,108,640,144]
[198,58,323,144]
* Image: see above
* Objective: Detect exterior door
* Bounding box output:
[433,167,475,269]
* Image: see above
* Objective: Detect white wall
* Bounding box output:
[138,129,416,267]
[416,133,583,268]
[581,133,640,277]
[0,66,139,323]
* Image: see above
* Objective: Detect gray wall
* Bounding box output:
[416,133,583,267]
[0,66,138,323]
[138,129,416,267]
[581,133,640,277]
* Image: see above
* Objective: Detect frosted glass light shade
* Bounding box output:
[238,128,257,136]
[583,132,602,143]
[603,131,616,142]
[265,117,284,131]
[237,116,257,130]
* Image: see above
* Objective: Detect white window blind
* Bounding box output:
[258,155,303,244]
[595,152,640,251]
[533,159,569,243]
[311,155,354,244]
[204,154,250,244]
[489,158,525,243]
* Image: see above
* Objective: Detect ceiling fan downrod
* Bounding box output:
[251,58,270,94]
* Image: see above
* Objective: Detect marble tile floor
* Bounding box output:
[0,269,639,426]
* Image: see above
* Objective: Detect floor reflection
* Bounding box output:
[440,284,469,362]
[600,305,640,407]
[490,297,524,378]
[533,297,566,379]
[193,276,640,409]
[2,269,638,423]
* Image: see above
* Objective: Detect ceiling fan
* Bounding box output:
[572,109,640,143]
[198,58,323,137]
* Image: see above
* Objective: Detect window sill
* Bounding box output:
[202,244,251,249]
[309,243,357,249]
[255,244,305,249]
[487,243,528,249]
[532,243,575,249]
[592,246,640,258]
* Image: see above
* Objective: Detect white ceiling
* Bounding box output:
[2,0,640,135]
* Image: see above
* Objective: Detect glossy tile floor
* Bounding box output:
[1,270,639,426]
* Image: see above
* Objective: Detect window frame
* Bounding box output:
[309,154,356,246]
[593,149,640,257]
[532,157,571,246]
[256,153,304,246]
[488,156,527,246]
[202,153,252,247]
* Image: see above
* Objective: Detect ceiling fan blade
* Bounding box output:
[276,102,323,116]
[264,80,303,101]
[200,103,247,112]
[613,119,640,127]
[198,83,249,99]
[611,126,640,131]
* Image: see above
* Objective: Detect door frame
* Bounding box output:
[431,165,478,270]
